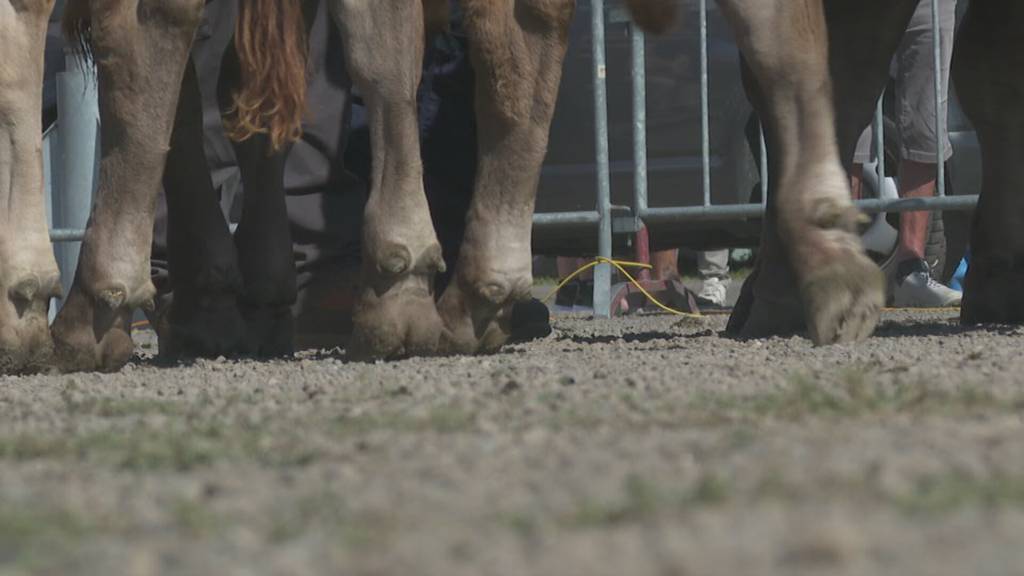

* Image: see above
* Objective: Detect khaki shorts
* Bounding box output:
[854,0,957,165]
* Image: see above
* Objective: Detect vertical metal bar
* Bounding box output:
[873,94,886,186]
[54,51,99,314]
[699,0,711,207]
[930,0,945,196]
[631,23,648,217]
[591,0,612,317]
[758,124,767,208]
[631,23,651,279]
[43,128,57,323]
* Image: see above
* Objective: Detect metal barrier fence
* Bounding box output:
[531,0,978,317]
[46,1,976,318]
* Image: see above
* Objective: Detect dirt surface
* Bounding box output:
[2,309,1024,575]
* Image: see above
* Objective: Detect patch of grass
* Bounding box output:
[0,418,322,471]
[332,403,477,436]
[62,395,184,418]
[892,473,1024,514]
[690,367,1018,422]
[172,497,221,538]
[0,503,88,570]
[0,433,73,461]
[568,473,731,527]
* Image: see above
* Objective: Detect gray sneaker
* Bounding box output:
[696,276,728,308]
[892,259,962,308]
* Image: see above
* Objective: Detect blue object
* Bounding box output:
[950,250,969,291]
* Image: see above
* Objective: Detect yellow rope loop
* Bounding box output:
[543,257,703,318]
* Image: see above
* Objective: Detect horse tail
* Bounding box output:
[223,0,309,151]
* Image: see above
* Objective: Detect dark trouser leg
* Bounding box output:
[159,57,248,358]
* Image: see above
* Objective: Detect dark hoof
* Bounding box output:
[241,304,295,358]
[157,290,248,360]
[960,256,1024,325]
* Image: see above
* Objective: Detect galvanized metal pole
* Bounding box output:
[591,0,613,317]
[699,0,711,207]
[759,125,767,207]
[930,0,945,196]
[631,24,648,219]
[54,51,99,311]
[873,94,885,185]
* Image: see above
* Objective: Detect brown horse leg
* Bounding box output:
[329,0,446,360]
[728,0,917,339]
[436,0,574,353]
[954,3,1024,324]
[52,0,203,372]
[718,0,883,344]
[0,0,62,373]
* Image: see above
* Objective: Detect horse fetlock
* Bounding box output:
[7,272,60,304]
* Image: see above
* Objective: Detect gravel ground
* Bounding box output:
[2,309,1024,575]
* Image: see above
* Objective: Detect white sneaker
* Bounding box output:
[892,259,962,308]
[696,276,728,308]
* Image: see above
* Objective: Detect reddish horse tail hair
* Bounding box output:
[224,0,309,152]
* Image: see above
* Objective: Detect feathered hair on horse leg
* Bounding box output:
[223,0,309,152]
[61,0,93,62]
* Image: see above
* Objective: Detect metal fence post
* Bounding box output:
[631,23,648,223]
[699,0,711,208]
[931,0,946,196]
[591,0,613,317]
[873,94,886,184]
[54,51,99,310]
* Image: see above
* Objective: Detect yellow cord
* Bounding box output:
[543,256,703,318]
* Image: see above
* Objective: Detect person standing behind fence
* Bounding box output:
[850,0,961,308]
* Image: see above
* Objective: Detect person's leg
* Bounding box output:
[850,126,875,201]
[651,250,679,281]
[696,249,730,307]
[894,159,936,263]
[890,0,960,307]
[554,257,591,310]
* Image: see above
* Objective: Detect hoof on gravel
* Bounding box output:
[156,290,248,360]
[726,264,806,339]
[51,284,140,373]
[348,284,443,361]
[801,252,884,345]
[240,304,295,358]
[0,274,61,373]
[960,256,1024,325]
[436,276,530,355]
[348,241,446,361]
